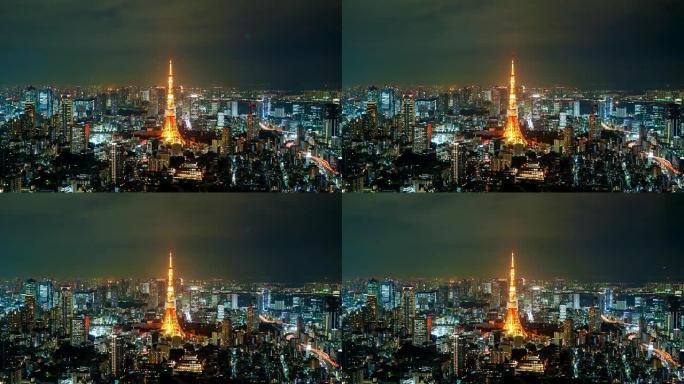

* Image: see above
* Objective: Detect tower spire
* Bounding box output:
[161,58,184,145]
[503,251,526,338]
[161,249,184,338]
[503,57,526,145]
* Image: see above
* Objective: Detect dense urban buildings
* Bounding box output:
[342,256,684,383]
[0,60,342,192]
[3,0,684,383]
[341,195,684,382]
[0,252,342,382]
[341,59,684,192]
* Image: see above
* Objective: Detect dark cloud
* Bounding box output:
[0,0,341,89]
[343,0,684,89]
[0,195,341,283]
[343,195,682,283]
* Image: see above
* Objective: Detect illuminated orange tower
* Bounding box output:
[161,251,184,338]
[161,60,184,145]
[503,252,526,338]
[503,59,526,145]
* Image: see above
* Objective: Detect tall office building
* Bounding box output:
[110,143,125,187]
[70,317,86,345]
[666,103,680,147]
[401,286,416,334]
[22,294,36,331]
[38,280,54,310]
[365,101,378,134]
[563,126,575,154]
[70,124,86,153]
[412,124,428,153]
[451,143,465,187]
[37,88,54,118]
[59,95,73,142]
[60,286,73,336]
[364,294,378,323]
[221,126,233,155]
[110,335,124,377]
[412,316,429,345]
[401,94,416,141]
[563,318,575,347]
[23,102,36,139]
[324,103,341,145]
[380,280,396,309]
[452,334,465,378]
[221,319,232,347]
[257,288,271,312]
[667,296,681,338]
[246,304,254,334]
[380,88,396,117]
[324,295,341,338]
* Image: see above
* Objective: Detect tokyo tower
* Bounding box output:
[503,59,526,145]
[161,60,184,145]
[503,252,526,338]
[161,251,184,338]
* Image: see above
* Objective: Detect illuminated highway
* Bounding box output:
[643,343,682,369]
[305,152,339,175]
[650,155,682,176]
[301,343,340,370]
[258,121,286,133]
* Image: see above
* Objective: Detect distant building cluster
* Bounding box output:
[0,60,342,192]
[341,255,684,382]
[341,60,684,192]
[0,254,342,382]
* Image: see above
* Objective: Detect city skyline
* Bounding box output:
[343,195,684,282]
[0,0,341,89]
[343,0,684,89]
[0,195,341,282]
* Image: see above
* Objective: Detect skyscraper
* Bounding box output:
[60,286,73,336]
[412,124,428,153]
[59,95,73,143]
[110,334,124,378]
[22,102,36,139]
[161,251,184,338]
[401,94,416,141]
[70,317,86,346]
[22,294,36,331]
[70,124,86,153]
[380,280,395,309]
[110,142,124,187]
[412,316,429,345]
[401,286,415,334]
[451,143,465,187]
[452,334,465,378]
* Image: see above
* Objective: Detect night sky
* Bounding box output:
[0,0,341,90]
[343,195,684,283]
[343,0,684,89]
[0,195,341,283]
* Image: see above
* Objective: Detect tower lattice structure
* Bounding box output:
[161,251,184,338]
[503,59,527,145]
[161,60,184,145]
[503,252,526,338]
